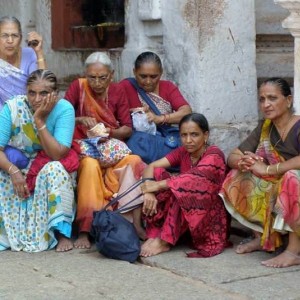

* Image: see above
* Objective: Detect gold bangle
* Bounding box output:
[37,124,46,131]
[266,165,270,176]
[276,163,281,174]
[37,58,45,63]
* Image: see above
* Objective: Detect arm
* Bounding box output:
[141,157,171,216]
[27,31,47,69]
[110,125,132,140]
[34,95,73,160]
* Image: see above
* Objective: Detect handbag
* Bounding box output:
[4,145,30,169]
[126,78,181,163]
[91,178,151,263]
[77,137,132,168]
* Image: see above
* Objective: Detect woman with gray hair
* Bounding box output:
[65,52,146,249]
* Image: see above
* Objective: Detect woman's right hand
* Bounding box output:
[142,193,158,217]
[10,171,29,199]
[76,117,98,129]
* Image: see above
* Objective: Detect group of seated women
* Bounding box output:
[0,15,300,268]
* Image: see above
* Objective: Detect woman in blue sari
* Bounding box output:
[0,69,78,252]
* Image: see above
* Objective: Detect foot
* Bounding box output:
[56,236,73,252]
[140,238,170,257]
[236,237,262,254]
[74,233,91,249]
[261,250,300,268]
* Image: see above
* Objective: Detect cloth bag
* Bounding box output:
[126,78,180,164]
[4,145,30,169]
[77,137,132,168]
[91,179,150,263]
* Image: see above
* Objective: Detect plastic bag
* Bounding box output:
[132,111,156,135]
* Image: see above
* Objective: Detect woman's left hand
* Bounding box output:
[34,92,58,122]
[27,31,43,52]
[142,192,158,216]
[249,160,267,177]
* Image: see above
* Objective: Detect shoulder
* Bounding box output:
[205,145,225,159]
[21,47,36,58]
[159,80,177,88]
[51,99,75,117]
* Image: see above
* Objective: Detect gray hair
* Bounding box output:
[84,52,113,70]
[0,16,22,35]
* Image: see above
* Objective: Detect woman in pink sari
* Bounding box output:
[140,113,229,257]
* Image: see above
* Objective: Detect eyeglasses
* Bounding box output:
[0,33,21,41]
[86,74,111,83]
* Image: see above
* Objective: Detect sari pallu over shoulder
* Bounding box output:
[0,59,28,110]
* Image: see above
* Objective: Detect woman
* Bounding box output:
[119,51,192,162]
[220,77,300,268]
[0,16,46,109]
[65,52,146,249]
[140,113,229,257]
[0,69,77,252]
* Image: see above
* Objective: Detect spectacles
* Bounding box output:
[0,33,21,41]
[86,74,111,83]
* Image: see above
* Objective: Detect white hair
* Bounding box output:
[84,52,113,70]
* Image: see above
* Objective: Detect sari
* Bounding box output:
[0,59,28,109]
[68,79,145,233]
[0,96,76,252]
[145,146,229,257]
[220,119,300,251]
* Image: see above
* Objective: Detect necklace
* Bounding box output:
[269,115,295,148]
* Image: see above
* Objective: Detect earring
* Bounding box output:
[288,104,291,108]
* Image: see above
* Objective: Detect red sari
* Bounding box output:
[145,145,229,257]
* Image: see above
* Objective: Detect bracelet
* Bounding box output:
[8,164,14,173]
[10,169,20,175]
[276,163,281,174]
[266,165,270,176]
[165,114,170,124]
[36,58,46,63]
[160,114,167,125]
[37,124,46,131]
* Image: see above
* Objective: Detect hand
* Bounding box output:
[77,117,98,129]
[34,92,58,122]
[248,160,268,177]
[142,193,158,216]
[10,171,30,199]
[238,151,264,172]
[27,31,43,52]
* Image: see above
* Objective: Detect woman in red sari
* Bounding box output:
[65,52,145,249]
[140,113,229,257]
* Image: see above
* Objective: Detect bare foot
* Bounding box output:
[261,250,300,268]
[140,238,170,257]
[236,237,262,254]
[56,235,73,252]
[74,233,91,249]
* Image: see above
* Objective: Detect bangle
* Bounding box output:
[10,169,20,175]
[37,124,46,131]
[8,164,14,173]
[266,165,270,176]
[160,114,167,125]
[276,163,281,174]
[165,114,170,124]
[36,58,46,63]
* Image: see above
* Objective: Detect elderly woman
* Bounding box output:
[220,78,300,268]
[65,52,145,249]
[0,69,77,252]
[119,51,192,163]
[140,113,229,257]
[0,16,46,109]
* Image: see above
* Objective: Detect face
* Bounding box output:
[133,62,162,93]
[85,63,113,96]
[0,22,22,58]
[27,79,55,111]
[258,83,292,120]
[180,121,209,155]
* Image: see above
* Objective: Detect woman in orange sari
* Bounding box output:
[65,52,145,248]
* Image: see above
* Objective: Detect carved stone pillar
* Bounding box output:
[275,0,300,112]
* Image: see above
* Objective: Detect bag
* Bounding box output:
[77,137,132,168]
[132,110,156,135]
[126,78,181,163]
[4,145,30,169]
[91,179,150,262]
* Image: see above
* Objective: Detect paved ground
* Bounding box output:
[0,226,299,300]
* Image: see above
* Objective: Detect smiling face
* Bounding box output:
[180,120,209,156]
[258,83,292,121]
[27,79,55,111]
[133,62,162,93]
[0,21,22,59]
[85,63,113,96]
